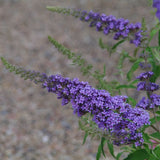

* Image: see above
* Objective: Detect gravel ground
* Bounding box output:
[0,0,154,160]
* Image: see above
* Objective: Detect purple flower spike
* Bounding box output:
[153,0,160,8]
[78,10,144,46]
[153,0,160,21]
[137,94,160,110]
[42,74,150,146]
[150,94,160,107]
[137,81,159,91]
[136,71,154,80]
[136,97,150,109]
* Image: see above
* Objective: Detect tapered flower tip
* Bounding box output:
[153,0,160,21]
[153,0,160,8]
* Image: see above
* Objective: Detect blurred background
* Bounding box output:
[0,0,154,159]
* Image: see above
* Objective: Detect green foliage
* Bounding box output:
[127,58,143,81]
[82,132,88,145]
[79,113,100,140]
[150,132,160,140]
[48,36,121,95]
[158,30,160,46]
[148,23,160,45]
[1,57,45,83]
[96,137,107,160]
[152,49,160,63]
[124,149,150,160]
[98,38,126,55]
[48,36,94,76]
[153,146,160,158]
[107,141,116,159]
[47,6,79,18]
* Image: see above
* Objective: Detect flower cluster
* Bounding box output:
[43,74,150,146]
[79,10,143,46]
[136,71,160,109]
[136,94,160,110]
[153,0,160,21]
[136,71,159,91]
[47,7,144,47]
[136,71,153,80]
[137,81,159,91]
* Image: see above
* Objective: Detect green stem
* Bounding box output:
[151,124,160,133]
[149,135,160,143]
[152,107,160,132]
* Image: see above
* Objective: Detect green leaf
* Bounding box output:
[119,51,129,62]
[133,47,140,57]
[153,146,160,158]
[151,65,160,82]
[149,24,160,43]
[101,137,107,158]
[149,29,158,43]
[150,132,160,139]
[116,152,124,160]
[150,116,160,125]
[98,38,113,53]
[159,30,160,46]
[111,39,125,50]
[143,133,152,144]
[129,79,139,85]
[99,37,105,49]
[82,132,88,145]
[107,140,116,158]
[148,154,159,160]
[127,58,143,81]
[127,97,137,106]
[153,49,160,63]
[156,111,160,115]
[96,142,102,160]
[124,149,150,160]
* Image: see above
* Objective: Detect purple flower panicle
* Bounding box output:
[79,10,143,46]
[153,0,160,21]
[136,71,159,91]
[136,71,154,80]
[43,74,150,146]
[137,94,160,110]
[137,81,159,91]
[150,94,160,107]
[136,71,160,110]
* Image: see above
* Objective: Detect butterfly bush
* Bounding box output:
[0,57,150,146]
[1,1,160,160]
[47,7,145,47]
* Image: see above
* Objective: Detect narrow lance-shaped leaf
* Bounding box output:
[111,39,126,50]
[96,142,102,160]
[82,132,88,145]
[101,137,107,158]
[107,140,116,158]
[158,30,160,46]
[127,58,143,81]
